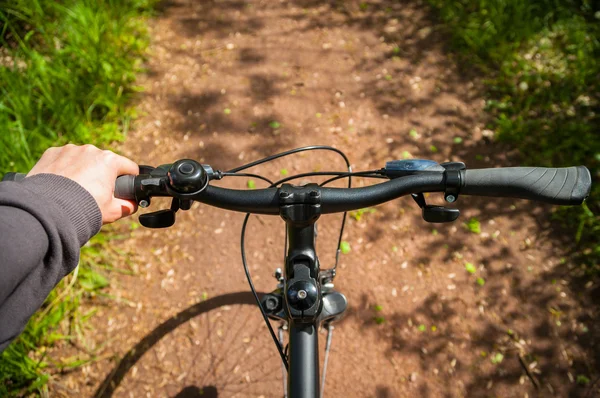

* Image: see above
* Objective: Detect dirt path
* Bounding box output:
[50,1,598,397]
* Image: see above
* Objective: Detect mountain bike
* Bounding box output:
[4,146,592,397]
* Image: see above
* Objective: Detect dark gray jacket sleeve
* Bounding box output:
[0,174,102,352]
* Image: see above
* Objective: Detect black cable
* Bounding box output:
[317,172,387,273]
[220,171,287,368]
[226,145,351,174]
[231,167,388,371]
[320,172,387,187]
[233,146,355,372]
[220,172,275,186]
[226,147,354,261]
[271,170,384,186]
[240,213,289,370]
[265,170,384,279]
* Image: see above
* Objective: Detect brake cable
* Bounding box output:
[225,146,384,372]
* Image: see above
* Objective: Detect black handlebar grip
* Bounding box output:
[114,175,136,201]
[1,172,26,182]
[461,166,591,205]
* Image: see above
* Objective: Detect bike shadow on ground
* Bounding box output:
[93,292,258,398]
[174,385,218,397]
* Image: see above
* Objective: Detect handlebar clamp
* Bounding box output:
[278,183,322,227]
[441,162,465,203]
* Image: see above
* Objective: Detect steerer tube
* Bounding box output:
[288,323,319,397]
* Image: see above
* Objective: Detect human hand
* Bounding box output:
[28,144,139,224]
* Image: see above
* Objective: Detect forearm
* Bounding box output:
[0,175,102,352]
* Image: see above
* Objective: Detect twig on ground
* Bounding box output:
[518,354,540,390]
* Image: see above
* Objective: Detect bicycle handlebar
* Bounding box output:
[2,163,592,214]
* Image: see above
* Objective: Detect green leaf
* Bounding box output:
[476,277,486,286]
[340,241,351,254]
[418,324,426,332]
[269,121,281,129]
[202,292,208,300]
[280,168,289,176]
[223,108,232,115]
[374,316,385,324]
[315,112,322,118]
[374,305,383,312]
[392,46,400,54]
[465,217,481,234]
[401,151,412,159]
[429,145,438,153]
[409,129,419,138]
[385,74,393,81]
[491,353,504,364]
[577,375,590,385]
[465,262,477,274]
[247,180,256,189]
[453,137,463,144]
[349,208,375,221]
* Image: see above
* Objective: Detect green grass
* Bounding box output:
[428,0,600,271]
[0,0,154,395]
[0,0,154,174]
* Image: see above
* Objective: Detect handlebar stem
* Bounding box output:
[279,183,323,324]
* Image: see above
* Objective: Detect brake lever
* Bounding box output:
[411,193,460,223]
[139,197,182,228]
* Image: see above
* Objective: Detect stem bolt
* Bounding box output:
[298,290,307,300]
[446,195,456,203]
[139,200,150,208]
[265,297,279,311]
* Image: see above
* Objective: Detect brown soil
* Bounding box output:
[48,0,599,397]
